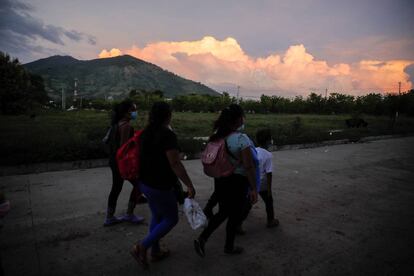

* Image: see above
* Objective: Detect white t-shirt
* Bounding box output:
[256,147,273,191]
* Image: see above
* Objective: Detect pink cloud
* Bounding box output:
[99,36,413,96]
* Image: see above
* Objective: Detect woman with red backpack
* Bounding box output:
[104,99,145,226]
[194,104,258,257]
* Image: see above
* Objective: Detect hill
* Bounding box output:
[24,55,219,99]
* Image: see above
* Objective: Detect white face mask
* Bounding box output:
[167,124,173,131]
[237,124,245,131]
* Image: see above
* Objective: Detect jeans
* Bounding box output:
[140,182,178,252]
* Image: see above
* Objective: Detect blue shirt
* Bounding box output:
[226,132,260,190]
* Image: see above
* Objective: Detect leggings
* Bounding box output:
[206,187,275,224]
[199,174,248,250]
[140,182,178,252]
[107,163,140,214]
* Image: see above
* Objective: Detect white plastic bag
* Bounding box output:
[183,198,207,230]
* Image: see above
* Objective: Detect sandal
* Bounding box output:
[130,244,148,269]
[151,249,170,262]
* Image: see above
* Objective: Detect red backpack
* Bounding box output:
[116,129,143,181]
[201,137,237,178]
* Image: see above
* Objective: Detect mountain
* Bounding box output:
[24,55,219,99]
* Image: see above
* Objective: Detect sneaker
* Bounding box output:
[194,238,205,258]
[224,246,244,255]
[103,216,122,227]
[120,214,145,224]
[267,218,280,228]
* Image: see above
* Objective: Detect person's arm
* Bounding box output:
[264,155,273,197]
[240,147,258,204]
[166,149,195,198]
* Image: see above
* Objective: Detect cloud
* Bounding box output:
[404,64,414,86]
[98,48,123,58]
[99,36,413,96]
[0,0,96,58]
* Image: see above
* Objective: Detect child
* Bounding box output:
[255,129,279,228]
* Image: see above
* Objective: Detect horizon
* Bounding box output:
[1,0,413,97]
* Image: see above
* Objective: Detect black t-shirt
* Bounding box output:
[139,126,178,190]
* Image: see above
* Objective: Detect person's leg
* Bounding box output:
[259,191,278,227]
[126,183,139,215]
[147,197,162,254]
[139,184,178,251]
[120,180,145,223]
[198,179,230,242]
[195,179,230,257]
[236,196,252,235]
[225,175,247,252]
[105,164,124,225]
[203,181,219,219]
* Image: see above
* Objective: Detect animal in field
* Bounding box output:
[345,118,368,128]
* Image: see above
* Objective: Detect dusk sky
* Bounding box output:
[1,0,413,97]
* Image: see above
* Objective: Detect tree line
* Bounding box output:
[1,51,413,117]
[121,89,414,117]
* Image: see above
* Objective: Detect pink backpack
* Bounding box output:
[201,137,236,178]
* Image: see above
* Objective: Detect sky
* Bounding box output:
[1,0,413,97]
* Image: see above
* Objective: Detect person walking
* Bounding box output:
[255,129,279,227]
[194,104,258,257]
[104,100,144,226]
[130,102,195,269]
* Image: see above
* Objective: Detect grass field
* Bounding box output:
[1,110,413,166]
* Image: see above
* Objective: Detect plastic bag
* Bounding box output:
[183,198,207,230]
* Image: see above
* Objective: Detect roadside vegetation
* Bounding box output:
[1,110,413,166]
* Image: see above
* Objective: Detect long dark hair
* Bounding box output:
[111,99,134,125]
[209,104,245,141]
[147,101,172,129]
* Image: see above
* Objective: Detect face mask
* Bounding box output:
[167,124,173,131]
[237,124,245,131]
[130,111,137,120]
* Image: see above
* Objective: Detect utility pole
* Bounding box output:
[237,85,240,103]
[73,78,78,107]
[398,81,401,96]
[61,88,66,110]
[396,81,402,118]
[325,88,328,99]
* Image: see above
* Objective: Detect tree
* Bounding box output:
[355,93,384,115]
[306,93,326,113]
[0,52,49,114]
